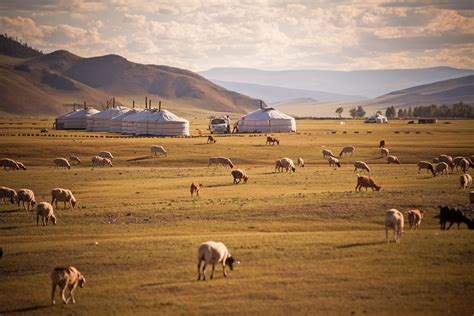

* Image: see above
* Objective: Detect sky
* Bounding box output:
[0,0,473,72]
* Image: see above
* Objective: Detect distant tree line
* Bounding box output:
[385,102,474,118]
[0,33,43,58]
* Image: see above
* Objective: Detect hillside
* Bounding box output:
[209,80,365,103]
[0,34,43,59]
[0,49,260,116]
[200,67,474,98]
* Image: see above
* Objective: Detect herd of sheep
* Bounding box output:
[1,134,473,305]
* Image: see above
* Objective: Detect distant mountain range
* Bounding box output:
[200,67,474,99]
[0,37,260,116]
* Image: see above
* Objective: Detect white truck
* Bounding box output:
[209,116,230,134]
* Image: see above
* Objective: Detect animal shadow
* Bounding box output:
[0,304,51,314]
[126,156,152,162]
[335,241,385,249]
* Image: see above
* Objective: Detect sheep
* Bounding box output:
[434,162,449,177]
[381,147,389,157]
[354,161,370,173]
[339,146,355,157]
[266,136,279,145]
[322,149,336,159]
[197,241,238,281]
[459,158,472,173]
[437,206,474,230]
[150,145,167,157]
[355,175,381,192]
[17,189,36,210]
[417,161,435,175]
[69,155,82,165]
[279,157,296,172]
[91,156,112,168]
[297,157,304,167]
[0,158,20,171]
[432,157,440,163]
[207,136,216,144]
[453,156,465,170]
[0,186,17,204]
[438,155,453,170]
[36,202,57,226]
[51,188,76,209]
[379,140,385,148]
[275,159,283,172]
[16,161,26,170]
[98,151,114,160]
[41,128,49,133]
[208,157,234,168]
[385,209,404,243]
[387,155,400,164]
[328,156,341,168]
[231,169,249,184]
[53,158,71,170]
[407,209,424,230]
[51,266,85,305]
[460,174,472,189]
[190,182,202,197]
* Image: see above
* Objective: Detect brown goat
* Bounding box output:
[355,175,381,192]
[190,183,202,197]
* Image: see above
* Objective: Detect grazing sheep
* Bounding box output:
[190,182,202,197]
[407,209,424,230]
[379,140,385,148]
[36,202,57,226]
[207,136,216,144]
[355,175,381,192]
[354,161,370,173]
[51,188,76,209]
[434,162,449,177]
[208,157,234,168]
[417,161,435,175]
[41,128,49,133]
[279,157,296,172]
[16,161,26,170]
[231,169,249,184]
[0,186,17,204]
[437,206,474,230]
[69,155,82,165]
[459,158,472,173]
[51,266,85,305]
[387,155,400,164]
[381,148,389,157]
[453,156,465,170]
[322,149,336,159]
[0,158,20,171]
[328,156,341,168]
[91,156,112,168]
[438,155,453,170]
[266,136,279,145]
[297,157,304,167]
[17,189,36,210]
[460,174,472,189]
[53,158,71,170]
[385,209,404,243]
[275,159,283,172]
[432,157,440,163]
[98,151,114,160]
[150,145,167,157]
[339,146,355,157]
[197,241,238,281]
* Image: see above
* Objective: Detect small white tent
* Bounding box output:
[133,109,189,136]
[58,108,100,130]
[236,107,296,133]
[87,107,130,132]
[110,109,142,133]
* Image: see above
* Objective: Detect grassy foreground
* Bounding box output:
[0,118,473,315]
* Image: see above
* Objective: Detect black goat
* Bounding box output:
[437,206,474,230]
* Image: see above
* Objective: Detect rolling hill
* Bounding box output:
[0,43,260,116]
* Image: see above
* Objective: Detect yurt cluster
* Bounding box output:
[55,99,296,136]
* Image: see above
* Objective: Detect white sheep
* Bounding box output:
[0,186,17,205]
[231,169,249,184]
[150,145,167,157]
[460,174,472,189]
[417,161,435,175]
[353,161,370,173]
[197,241,238,281]
[17,189,36,210]
[91,156,113,168]
[322,149,336,159]
[16,161,26,170]
[339,146,355,157]
[51,188,77,209]
[459,158,472,173]
[53,158,71,170]
[438,155,453,169]
[279,157,296,172]
[208,157,234,168]
[385,209,404,243]
[36,202,57,226]
[434,162,449,177]
[98,151,114,160]
[69,155,82,165]
[0,158,20,171]
[297,157,304,167]
[387,155,400,164]
[328,156,341,168]
[381,148,389,157]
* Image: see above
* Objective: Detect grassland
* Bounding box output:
[0,118,473,315]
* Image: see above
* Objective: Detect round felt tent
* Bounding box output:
[87,107,130,132]
[132,109,189,136]
[121,110,149,135]
[59,107,100,130]
[236,107,296,133]
[110,109,142,133]
[55,110,75,130]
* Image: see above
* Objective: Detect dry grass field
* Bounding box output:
[0,118,473,315]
